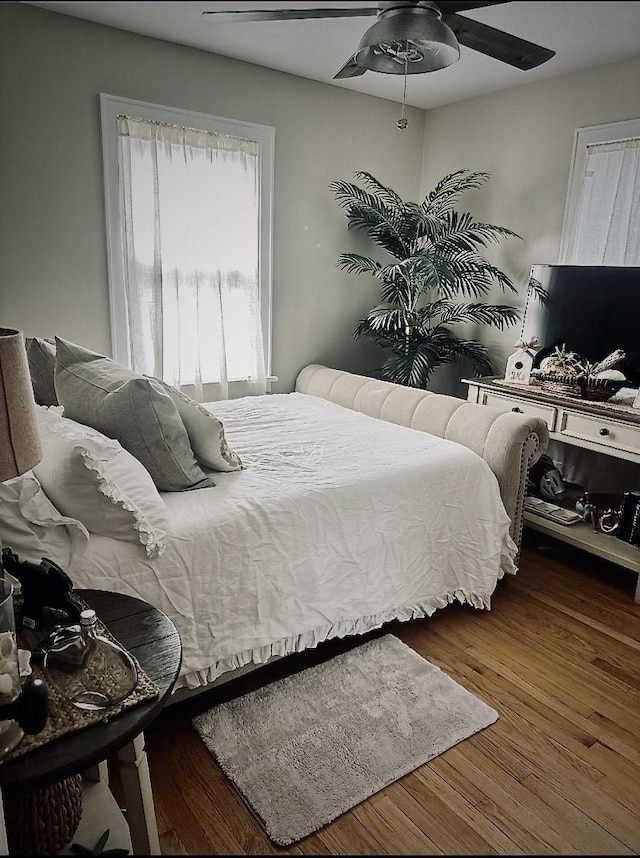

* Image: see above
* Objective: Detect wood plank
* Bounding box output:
[436,741,590,854]
[454,614,640,731]
[412,759,549,854]
[429,642,630,789]
[462,647,640,765]
[395,776,500,854]
[521,772,635,854]
[159,829,188,856]
[496,587,640,684]
[313,812,388,855]
[352,791,443,854]
[471,732,636,851]
[583,742,640,815]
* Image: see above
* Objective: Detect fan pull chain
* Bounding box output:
[396,54,409,130]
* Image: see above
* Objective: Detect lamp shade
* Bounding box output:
[355,5,459,74]
[0,328,42,482]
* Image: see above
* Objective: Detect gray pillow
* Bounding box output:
[26,337,58,406]
[151,377,244,472]
[54,337,214,492]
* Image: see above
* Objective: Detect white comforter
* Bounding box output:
[72,393,517,690]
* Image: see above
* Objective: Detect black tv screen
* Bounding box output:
[522,264,640,387]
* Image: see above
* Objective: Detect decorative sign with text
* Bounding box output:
[504,336,540,384]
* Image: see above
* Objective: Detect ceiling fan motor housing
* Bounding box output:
[356,1,460,73]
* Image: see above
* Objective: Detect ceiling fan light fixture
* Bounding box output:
[355,3,460,74]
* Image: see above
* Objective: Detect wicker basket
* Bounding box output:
[531,372,625,401]
[4,775,83,855]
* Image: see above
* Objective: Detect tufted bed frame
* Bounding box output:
[295,365,549,552]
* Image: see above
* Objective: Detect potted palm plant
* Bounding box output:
[330,169,523,389]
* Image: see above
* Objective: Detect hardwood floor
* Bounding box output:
[142,532,640,855]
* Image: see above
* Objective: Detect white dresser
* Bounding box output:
[464,377,640,602]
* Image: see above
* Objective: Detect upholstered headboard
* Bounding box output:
[295,365,549,550]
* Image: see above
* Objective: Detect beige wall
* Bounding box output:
[0,3,424,392]
[419,56,640,396]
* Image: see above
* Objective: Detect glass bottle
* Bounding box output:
[0,578,24,757]
[44,609,137,711]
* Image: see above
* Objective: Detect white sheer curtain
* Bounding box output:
[565,137,640,264]
[117,115,266,400]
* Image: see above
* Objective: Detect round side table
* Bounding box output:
[0,589,182,855]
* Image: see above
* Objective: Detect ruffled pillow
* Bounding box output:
[0,471,89,573]
[33,406,169,559]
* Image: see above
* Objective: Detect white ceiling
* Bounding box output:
[23,1,640,109]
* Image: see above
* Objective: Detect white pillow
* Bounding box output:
[151,378,244,472]
[0,471,89,573]
[33,407,169,559]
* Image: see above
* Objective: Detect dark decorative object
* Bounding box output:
[71,828,130,856]
[0,677,48,736]
[1,548,83,630]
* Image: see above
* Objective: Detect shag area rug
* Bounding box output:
[193,634,498,846]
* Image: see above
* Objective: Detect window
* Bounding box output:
[100,94,274,399]
[560,118,640,265]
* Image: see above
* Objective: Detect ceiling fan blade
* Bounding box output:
[438,1,507,11]
[202,7,379,24]
[444,12,555,70]
[333,56,368,80]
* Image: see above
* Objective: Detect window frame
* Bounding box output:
[559,117,640,263]
[99,93,275,381]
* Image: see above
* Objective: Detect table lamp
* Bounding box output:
[0,327,47,759]
[0,327,42,488]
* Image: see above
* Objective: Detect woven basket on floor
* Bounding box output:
[4,774,83,855]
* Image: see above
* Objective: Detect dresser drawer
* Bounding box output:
[480,392,557,430]
[557,410,640,456]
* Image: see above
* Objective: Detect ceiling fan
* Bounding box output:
[201,1,556,80]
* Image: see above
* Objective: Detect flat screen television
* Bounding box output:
[522,264,640,387]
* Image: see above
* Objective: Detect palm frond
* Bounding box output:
[353,319,398,349]
[415,298,452,326]
[378,279,415,307]
[366,303,417,332]
[330,179,409,257]
[330,179,393,217]
[527,275,550,306]
[336,253,383,278]
[374,257,435,306]
[438,337,494,376]
[422,170,489,216]
[353,171,404,211]
[434,210,522,254]
[399,202,439,246]
[433,253,518,296]
[438,302,520,329]
[381,340,443,388]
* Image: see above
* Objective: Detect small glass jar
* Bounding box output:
[0,578,24,758]
[44,609,137,711]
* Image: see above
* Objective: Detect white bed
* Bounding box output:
[68,389,522,692]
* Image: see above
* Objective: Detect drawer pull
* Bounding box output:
[599,427,610,437]
[511,406,522,413]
